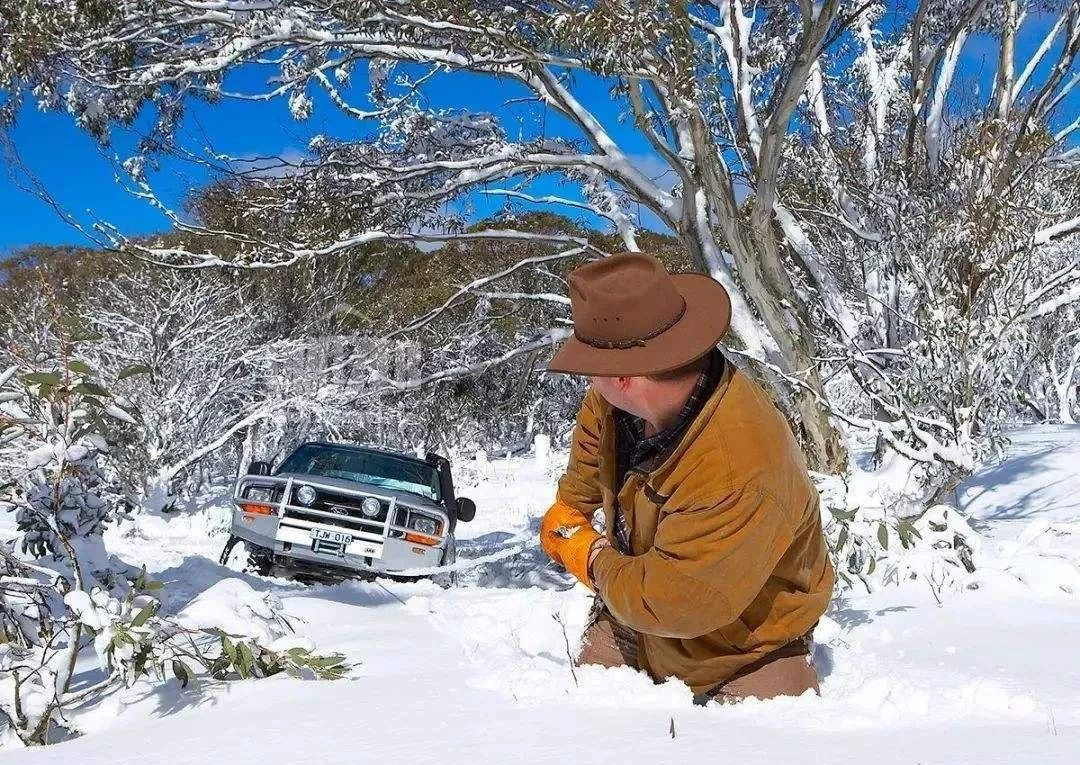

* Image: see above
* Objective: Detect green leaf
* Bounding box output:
[144,579,164,592]
[75,381,111,397]
[867,555,877,575]
[210,654,231,680]
[830,508,857,523]
[897,519,921,549]
[172,659,194,689]
[132,645,152,678]
[131,601,158,627]
[835,526,848,552]
[877,524,889,551]
[257,656,281,677]
[22,371,63,386]
[117,363,153,381]
[221,635,237,666]
[68,360,94,375]
[236,642,255,679]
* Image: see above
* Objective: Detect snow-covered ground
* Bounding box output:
[7,427,1080,763]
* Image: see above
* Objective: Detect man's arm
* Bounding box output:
[540,388,605,565]
[555,387,604,515]
[589,484,794,639]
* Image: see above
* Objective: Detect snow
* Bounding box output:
[25,444,57,469]
[174,579,292,645]
[6,428,1080,762]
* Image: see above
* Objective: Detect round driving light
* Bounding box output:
[296,485,317,506]
[361,497,381,517]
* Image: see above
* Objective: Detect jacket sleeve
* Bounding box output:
[554,387,604,516]
[590,483,794,639]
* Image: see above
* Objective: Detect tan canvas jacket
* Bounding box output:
[557,360,835,694]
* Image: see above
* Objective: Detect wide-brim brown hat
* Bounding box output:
[548,252,731,377]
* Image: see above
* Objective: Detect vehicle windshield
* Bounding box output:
[278,444,441,502]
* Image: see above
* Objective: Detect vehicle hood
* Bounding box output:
[273,472,445,512]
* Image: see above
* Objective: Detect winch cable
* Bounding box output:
[373,529,540,605]
[391,528,539,579]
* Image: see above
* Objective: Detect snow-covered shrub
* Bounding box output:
[818,473,979,595]
[82,270,286,513]
[1014,302,1080,424]
[0,308,345,747]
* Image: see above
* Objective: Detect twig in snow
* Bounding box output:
[926,568,946,606]
[552,612,578,687]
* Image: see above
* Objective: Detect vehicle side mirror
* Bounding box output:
[247,460,272,476]
[456,497,476,522]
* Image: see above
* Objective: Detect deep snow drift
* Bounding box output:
[5,426,1080,764]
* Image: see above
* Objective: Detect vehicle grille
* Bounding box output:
[282,489,408,536]
[311,491,389,522]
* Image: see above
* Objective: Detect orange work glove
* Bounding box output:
[559,525,603,589]
[539,499,592,563]
[539,499,603,588]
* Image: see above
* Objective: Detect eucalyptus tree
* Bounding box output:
[2,0,1078,483]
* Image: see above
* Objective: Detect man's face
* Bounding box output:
[590,375,646,418]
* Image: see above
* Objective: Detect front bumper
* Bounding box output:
[230,475,448,576]
[232,509,444,573]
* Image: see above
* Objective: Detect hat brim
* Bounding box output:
[547,273,732,377]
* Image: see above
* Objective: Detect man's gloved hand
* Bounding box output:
[540,499,590,562]
[540,499,604,588]
[558,524,603,588]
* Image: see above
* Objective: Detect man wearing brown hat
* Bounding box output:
[540,252,834,703]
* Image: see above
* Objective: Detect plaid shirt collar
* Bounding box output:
[613,349,725,482]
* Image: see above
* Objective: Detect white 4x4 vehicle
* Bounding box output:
[220,442,475,583]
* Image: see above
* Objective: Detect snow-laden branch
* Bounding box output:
[367,328,572,394]
[1012,12,1070,100]
[1034,217,1080,246]
[925,28,969,176]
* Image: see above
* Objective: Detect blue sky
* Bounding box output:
[0,12,1074,256]
[0,65,648,254]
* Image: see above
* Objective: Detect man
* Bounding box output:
[540,252,834,704]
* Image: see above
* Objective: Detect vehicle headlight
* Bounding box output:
[409,515,439,536]
[244,486,275,503]
[361,497,382,517]
[296,485,317,506]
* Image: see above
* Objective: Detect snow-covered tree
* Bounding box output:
[1020,307,1080,424]
[0,289,346,748]
[2,0,1078,488]
[81,270,295,511]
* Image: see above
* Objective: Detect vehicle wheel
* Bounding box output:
[432,537,458,589]
[245,545,274,577]
[218,534,243,566]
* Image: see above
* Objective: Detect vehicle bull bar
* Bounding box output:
[232,474,451,549]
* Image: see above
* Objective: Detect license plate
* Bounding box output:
[311,528,353,545]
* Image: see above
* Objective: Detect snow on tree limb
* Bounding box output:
[4,0,1079,480]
